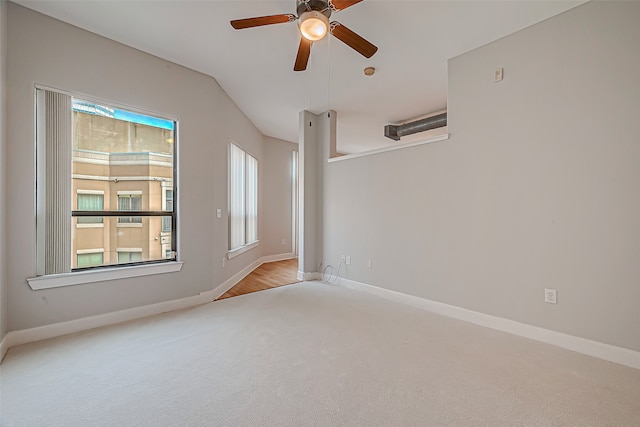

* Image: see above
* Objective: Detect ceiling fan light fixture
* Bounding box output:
[299,11,329,41]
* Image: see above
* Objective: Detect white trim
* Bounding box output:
[227,240,259,259]
[3,286,214,354]
[212,254,297,299]
[261,252,295,264]
[72,174,112,181]
[27,261,183,290]
[212,259,262,300]
[72,158,109,166]
[117,190,143,195]
[116,223,143,228]
[108,160,173,167]
[5,255,297,362]
[0,334,8,363]
[72,174,170,182]
[76,223,104,229]
[336,277,640,371]
[76,189,104,195]
[116,248,143,253]
[327,134,449,163]
[297,271,321,281]
[76,248,105,255]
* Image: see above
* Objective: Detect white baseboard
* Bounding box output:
[337,277,640,371]
[212,254,297,299]
[211,258,263,300]
[261,252,295,264]
[297,271,321,281]
[0,333,8,363]
[2,254,299,358]
[4,289,216,352]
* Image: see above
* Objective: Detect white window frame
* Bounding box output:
[228,141,259,259]
[28,85,182,290]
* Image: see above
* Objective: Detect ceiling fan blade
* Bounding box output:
[230,14,295,30]
[330,0,363,12]
[330,22,378,58]
[294,38,313,71]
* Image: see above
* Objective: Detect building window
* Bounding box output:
[229,142,258,253]
[76,250,104,268]
[162,188,173,232]
[77,191,104,224]
[35,87,177,275]
[117,250,143,264]
[118,193,142,224]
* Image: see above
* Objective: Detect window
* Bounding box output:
[35,87,177,275]
[118,193,142,224]
[77,250,104,268]
[77,191,104,225]
[162,188,173,232]
[117,250,143,263]
[229,142,258,254]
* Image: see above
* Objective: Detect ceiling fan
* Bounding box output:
[230,0,378,71]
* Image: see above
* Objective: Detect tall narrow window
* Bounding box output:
[228,142,258,254]
[36,87,178,274]
[162,188,173,232]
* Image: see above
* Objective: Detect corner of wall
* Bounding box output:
[0,0,9,346]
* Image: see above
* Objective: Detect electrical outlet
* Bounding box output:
[281,239,286,245]
[495,67,504,82]
[222,258,226,268]
[341,255,346,263]
[544,289,557,304]
[346,256,351,265]
[216,209,222,219]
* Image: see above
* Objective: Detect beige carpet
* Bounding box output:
[1,281,639,426]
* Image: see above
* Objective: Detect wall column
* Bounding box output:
[297,109,336,280]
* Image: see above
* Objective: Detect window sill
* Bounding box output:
[27,261,183,290]
[117,223,143,228]
[76,223,104,229]
[227,241,259,259]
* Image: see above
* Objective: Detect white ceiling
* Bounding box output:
[14,0,585,153]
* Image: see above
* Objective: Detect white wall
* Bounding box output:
[322,1,640,352]
[262,136,297,257]
[0,0,7,340]
[5,4,294,332]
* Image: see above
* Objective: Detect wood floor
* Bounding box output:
[216,258,300,300]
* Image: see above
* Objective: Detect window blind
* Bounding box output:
[229,143,246,250]
[36,89,72,275]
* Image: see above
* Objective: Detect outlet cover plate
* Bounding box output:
[544,288,557,304]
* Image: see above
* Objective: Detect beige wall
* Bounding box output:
[322,1,640,352]
[74,112,173,155]
[6,3,295,332]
